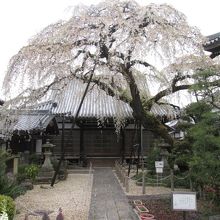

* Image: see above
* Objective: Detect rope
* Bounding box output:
[160,175,171,181]
[174,174,190,180]
[115,161,172,183]
[135,174,171,182]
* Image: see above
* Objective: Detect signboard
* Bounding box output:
[155,161,164,173]
[155,161,164,168]
[172,192,197,211]
[156,167,163,173]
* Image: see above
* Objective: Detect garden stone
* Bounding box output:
[20,180,33,190]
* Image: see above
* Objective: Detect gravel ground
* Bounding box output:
[14,167,188,220]
[15,174,93,220]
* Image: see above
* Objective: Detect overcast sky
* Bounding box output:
[0,0,219,98]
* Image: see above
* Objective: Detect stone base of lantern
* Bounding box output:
[36,168,55,184]
[36,140,56,184]
[36,155,55,184]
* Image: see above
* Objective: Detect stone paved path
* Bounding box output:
[88,167,138,220]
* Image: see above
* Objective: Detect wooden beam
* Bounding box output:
[79,126,85,163]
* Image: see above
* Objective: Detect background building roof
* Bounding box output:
[13,110,54,131]
[204,32,220,58]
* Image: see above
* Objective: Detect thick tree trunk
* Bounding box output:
[123,68,174,148]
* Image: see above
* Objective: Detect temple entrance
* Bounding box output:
[83,129,122,167]
[84,129,122,157]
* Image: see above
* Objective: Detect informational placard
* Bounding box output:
[155,161,164,173]
[155,161,164,168]
[156,167,163,173]
[172,192,197,211]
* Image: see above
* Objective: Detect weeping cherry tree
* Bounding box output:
[2,0,219,148]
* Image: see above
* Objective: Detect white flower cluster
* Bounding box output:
[0,212,8,220]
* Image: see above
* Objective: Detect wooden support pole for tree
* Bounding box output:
[125,176,129,193]
[51,115,65,186]
[120,166,123,182]
[123,173,126,187]
[140,122,146,194]
[170,169,174,191]
[51,73,94,187]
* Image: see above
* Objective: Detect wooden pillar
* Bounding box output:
[30,137,35,154]
[13,156,19,175]
[80,126,84,155]
[36,139,42,154]
[61,117,65,155]
[121,130,125,163]
[138,121,141,166]
[79,126,85,164]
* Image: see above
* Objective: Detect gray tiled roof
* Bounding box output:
[1,79,179,133]
[13,111,54,131]
[0,110,54,133]
[204,32,220,50]
[36,79,132,119]
[36,79,179,119]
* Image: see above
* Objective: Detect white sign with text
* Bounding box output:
[155,161,164,173]
[172,192,197,211]
[155,161,164,168]
[156,167,163,173]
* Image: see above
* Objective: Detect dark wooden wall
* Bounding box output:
[50,129,80,158]
[49,125,154,158]
[84,129,121,157]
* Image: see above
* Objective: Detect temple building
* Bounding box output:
[3,78,179,165]
[204,32,220,58]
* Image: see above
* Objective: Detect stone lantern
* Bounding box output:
[37,139,55,183]
[158,141,170,168]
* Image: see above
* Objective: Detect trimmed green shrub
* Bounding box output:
[0,195,15,220]
[24,164,39,181]
[17,164,39,182]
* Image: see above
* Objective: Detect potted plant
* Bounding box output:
[135,205,149,214]
[139,213,155,220]
[133,200,142,206]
